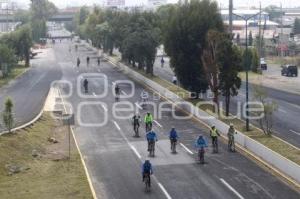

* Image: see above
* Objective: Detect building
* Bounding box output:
[105,0,126,9]
[147,0,167,9]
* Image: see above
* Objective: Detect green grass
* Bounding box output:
[0,65,26,88]
[114,59,300,165]
[0,114,93,199]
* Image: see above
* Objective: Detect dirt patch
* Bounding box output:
[0,113,93,199]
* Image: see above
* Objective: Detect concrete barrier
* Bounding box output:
[105,54,300,185]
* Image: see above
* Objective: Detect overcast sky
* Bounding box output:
[13,0,300,9]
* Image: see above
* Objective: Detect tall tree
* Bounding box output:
[0,44,17,76]
[164,0,224,94]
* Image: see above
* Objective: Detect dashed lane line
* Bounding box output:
[154,120,163,128]
[220,178,245,199]
[179,143,194,155]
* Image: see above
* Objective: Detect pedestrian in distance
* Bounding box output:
[172,75,178,85]
[210,125,220,153]
[161,57,165,67]
[86,56,90,66]
[97,57,101,66]
[77,57,80,67]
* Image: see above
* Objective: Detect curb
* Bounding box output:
[0,89,49,136]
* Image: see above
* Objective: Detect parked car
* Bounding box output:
[281,65,298,77]
[260,60,267,70]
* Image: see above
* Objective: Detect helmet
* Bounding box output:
[230,123,234,127]
[172,126,175,129]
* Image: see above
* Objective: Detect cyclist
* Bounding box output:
[172,75,178,85]
[86,56,90,65]
[114,84,120,101]
[132,113,141,137]
[75,44,78,52]
[227,123,237,152]
[146,130,158,155]
[83,79,88,93]
[142,160,153,186]
[169,127,179,153]
[140,89,149,107]
[144,112,153,132]
[210,125,220,153]
[194,135,208,164]
[77,57,80,67]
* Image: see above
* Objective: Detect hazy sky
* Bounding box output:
[13,0,300,9]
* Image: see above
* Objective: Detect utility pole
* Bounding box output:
[258,2,262,60]
[229,0,233,35]
[280,3,284,57]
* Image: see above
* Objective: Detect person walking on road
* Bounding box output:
[77,57,81,67]
[210,125,220,153]
[132,113,141,137]
[172,75,178,85]
[227,124,237,152]
[97,57,101,66]
[160,57,165,67]
[86,56,90,66]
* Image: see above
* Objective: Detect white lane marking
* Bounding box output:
[278,108,287,113]
[290,129,300,136]
[158,183,172,199]
[135,102,143,110]
[154,120,162,128]
[220,178,245,199]
[121,90,127,95]
[92,92,96,96]
[101,104,108,112]
[113,121,121,131]
[130,145,141,159]
[180,143,194,155]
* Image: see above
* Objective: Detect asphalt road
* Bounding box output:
[53,40,299,198]
[153,57,300,147]
[0,46,62,131]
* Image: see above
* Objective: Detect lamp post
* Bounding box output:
[233,11,262,131]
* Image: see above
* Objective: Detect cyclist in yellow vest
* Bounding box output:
[210,126,220,153]
[144,112,153,132]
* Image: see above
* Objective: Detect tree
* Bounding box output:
[30,0,58,42]
[248,31,253,46]
[265,5,283,21]
[236,33,240,46]
[252,84,278,135]
[251,48,259,73]
[0,44,17,76]
[219,43,242,116]
[164,0,224,94]
[2,97,14,133]
[293,18,300,35]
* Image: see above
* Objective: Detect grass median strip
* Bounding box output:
[0,113,93,199]
[0,65,27,88]
[113,58,300,166]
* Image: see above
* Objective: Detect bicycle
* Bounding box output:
[198,147,205,164]
[170,138,177,153]
[212,137,218,153]
[145,122,152,132]
[228,136,235,152]
[133,124,140,137]
[144,173,151,191]
[148,141,155,157]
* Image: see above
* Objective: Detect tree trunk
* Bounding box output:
[25,51,30,67]
[225,92,230,117]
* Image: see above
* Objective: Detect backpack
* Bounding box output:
[144,163,151,172]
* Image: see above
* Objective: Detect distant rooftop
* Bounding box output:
[221,9,267,15]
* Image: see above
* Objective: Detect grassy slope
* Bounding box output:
[0,65,26,88]
[0,114,93,199]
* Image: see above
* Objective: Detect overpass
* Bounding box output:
[0,12,75,23]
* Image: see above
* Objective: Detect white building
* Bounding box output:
[147,0,167,9]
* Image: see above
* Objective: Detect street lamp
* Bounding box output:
[233,11,262,131]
